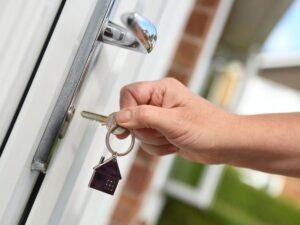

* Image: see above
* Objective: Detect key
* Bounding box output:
[81,111,126,135]
[81,111,108,125]
[81,110,135,196]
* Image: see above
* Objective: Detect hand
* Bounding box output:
[116,78,235,164]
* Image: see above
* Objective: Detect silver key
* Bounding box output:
[81,110,135,156]
[81,111,109,125]
[81,111,126,135]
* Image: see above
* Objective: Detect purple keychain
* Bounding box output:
[81,111,135,195]
[89,156,121,195]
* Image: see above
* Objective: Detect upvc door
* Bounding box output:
[0,0,190,224]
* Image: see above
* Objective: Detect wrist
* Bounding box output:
[212,112,243,165]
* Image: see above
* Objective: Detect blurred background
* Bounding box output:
[111,0,300,224]
[1,0,300,224]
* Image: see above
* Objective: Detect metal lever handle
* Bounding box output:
[100,13,157,53]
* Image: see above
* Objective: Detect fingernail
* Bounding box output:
[117,109,131,123]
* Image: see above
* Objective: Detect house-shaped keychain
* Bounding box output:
[89,157,122,195]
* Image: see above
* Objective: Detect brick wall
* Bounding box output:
[109,0,219,224]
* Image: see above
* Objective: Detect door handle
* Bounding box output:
[31,0,157,173]
[100,13,157,53]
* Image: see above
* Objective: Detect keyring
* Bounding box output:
[105,126,135,157]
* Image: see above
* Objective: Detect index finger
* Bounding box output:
[119,80,163,108]
[119,78,184,108]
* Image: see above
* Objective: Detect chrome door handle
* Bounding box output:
[100,13,157,53]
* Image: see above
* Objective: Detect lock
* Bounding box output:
[31,0,157,173]
[58,106,75,139]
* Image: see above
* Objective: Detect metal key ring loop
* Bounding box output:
[105,126,135,157]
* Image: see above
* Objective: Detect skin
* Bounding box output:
[116,78,300,177]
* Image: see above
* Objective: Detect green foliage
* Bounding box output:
[215,167,300,225]
[158,167,300,225]
[169,156,205,187]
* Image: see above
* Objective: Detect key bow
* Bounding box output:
[81,110,135,156]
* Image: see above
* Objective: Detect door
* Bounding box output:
[0,0,188,224]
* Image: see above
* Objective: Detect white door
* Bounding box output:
[0,0,193,224]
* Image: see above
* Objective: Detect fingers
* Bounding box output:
[134,128,163,139]
[134,128,169,145]
[117,128,169,145]
[140,143,179,156]
[119,78,187,108]
[116,130,130,139]
[120,80,166,108]
[116,105,179,134]
[135,133,170,146]
[116,126,162,141]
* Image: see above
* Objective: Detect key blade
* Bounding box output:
[81,111,127,136]
[81,111,108,124]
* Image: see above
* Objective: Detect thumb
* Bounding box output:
[116,105,175,132]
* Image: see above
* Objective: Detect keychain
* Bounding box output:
[81,111,135,195]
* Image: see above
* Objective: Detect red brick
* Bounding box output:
[196,0,219,8]
[110,193,140,225]
[183,33,204,46]
[173,38,201,68]
[167,64,193,85]
[186,8,210,37]
[124,161,154,195]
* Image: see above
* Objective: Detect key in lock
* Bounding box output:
[81,111,126,135]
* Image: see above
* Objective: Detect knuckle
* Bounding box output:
[163,77,176,83]
[136,106,151,124]
[164,77,180,86]
[165,109,188,139]
[120,85,130,96]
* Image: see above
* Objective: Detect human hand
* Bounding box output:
[116,78,236,164]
